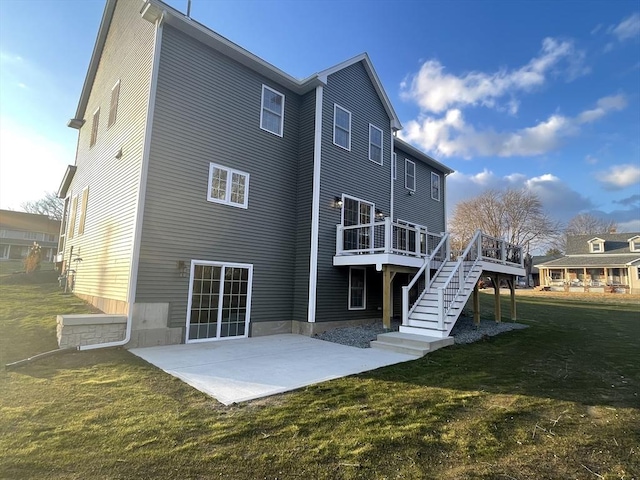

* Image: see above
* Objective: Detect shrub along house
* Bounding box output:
[55,0,524,353]
[535,233,640,293]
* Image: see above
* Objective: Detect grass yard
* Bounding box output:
[1,282,639,480]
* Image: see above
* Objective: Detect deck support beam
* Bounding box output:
[507,276,516,321]
[383,265,392,329]
[473,282,480,325]
[492,274,501,322]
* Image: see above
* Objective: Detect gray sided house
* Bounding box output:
[57,0,524,349]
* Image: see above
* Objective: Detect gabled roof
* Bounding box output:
[394,137,454,175]
[0,210,61,235]
[628,235,640,241]
[535,255,640,268]
[587,237,605,243]
[565,233,640,255]
[69,0,402,131]
[57,165,77,198]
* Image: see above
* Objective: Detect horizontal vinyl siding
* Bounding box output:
[394,146,446,233]
[292,91,316,323]
[136,25,300,329]
[316,62,392,322]
[63,0,154,304]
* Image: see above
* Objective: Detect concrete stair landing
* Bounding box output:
[370,332,454,357]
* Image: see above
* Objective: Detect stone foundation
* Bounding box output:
[57,314,127,348]
[292,317,380,336]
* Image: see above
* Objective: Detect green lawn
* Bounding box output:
[1,282,638,479]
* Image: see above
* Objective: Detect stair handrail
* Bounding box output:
[401,232,449,326]
[437,230,483,329]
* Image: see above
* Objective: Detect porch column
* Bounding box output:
[493,274,501,322]
[473,283,480,325]
[383,265,392,329]
[508,276,516,321]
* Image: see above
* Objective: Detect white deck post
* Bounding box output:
[402,285,409,326]
[384,217,392,253]
[437,288,445,331]
[336,225,343,255]
[501,239,507,264]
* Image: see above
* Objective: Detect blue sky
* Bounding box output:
[1,0,639,231]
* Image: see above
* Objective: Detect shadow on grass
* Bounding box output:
[362,295,640,409]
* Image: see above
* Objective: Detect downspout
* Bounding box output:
[390,128,395,221]
[307,84,324,324]
[80,11,165,350]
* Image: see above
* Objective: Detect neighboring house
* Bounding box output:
[535,233,640,293]
[0,210,60,262]
[530,254,563,286]
[56,0,524,349]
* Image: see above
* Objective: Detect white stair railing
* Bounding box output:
[401,232,450,326]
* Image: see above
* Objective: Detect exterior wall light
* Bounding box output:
[375,209,384,219]
[177,260,188,278]
[334,196,343,208]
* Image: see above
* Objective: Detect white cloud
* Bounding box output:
[609,12,640,42]
[585,155,598,165]
[447,170,594,223]
[598,164,640,190]
[400,95,626,158]
[400,37,588,114]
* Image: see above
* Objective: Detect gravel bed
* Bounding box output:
[314,315,528,349]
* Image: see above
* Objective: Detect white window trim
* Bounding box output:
[392,153,397,180]
[628,236,640,252]
[333,104,351,151]
[340,194,375,226]
[431,172,441,201]
[108,79,120,128]
[207,162,250,209]
[90,107,100,147]
[185,260,253,344]
[368,124,383,165]
[348,266,366,310]
[260,84,285,137]
[78,187,89,235]
[590,242,604,253]
[405,159,416,192]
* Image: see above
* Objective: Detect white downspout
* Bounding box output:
[80,12,165,350]
[390,128,394,221]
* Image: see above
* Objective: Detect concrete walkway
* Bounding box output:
[130,334,416,405]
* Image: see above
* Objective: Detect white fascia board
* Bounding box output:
[317,53,402,130]
[394,137,454,175]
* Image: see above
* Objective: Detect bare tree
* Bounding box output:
[565,213,617,236]
[552,213,619,252]
[449,188,559,251]
[21,192,63,220]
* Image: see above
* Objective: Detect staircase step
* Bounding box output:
[370,340,429,357]
[371,332,455,356]
[398,326,454,342]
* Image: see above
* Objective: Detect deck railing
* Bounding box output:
[335,217,443,259]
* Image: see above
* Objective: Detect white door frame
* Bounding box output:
[185,259,253,343]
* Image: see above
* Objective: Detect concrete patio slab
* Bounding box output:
[130,334,416,405]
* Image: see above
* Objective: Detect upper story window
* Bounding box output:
[208,162,249,209]
[90,108,100,147]
[108,80,120,128]
[405,159,416,191]
[392,153,397,180]
[78,187,89,235]
[369,125,383,164]
[431,172,441,201]
[260,85,284,137]
[24,232,39,240]
[333,104,351,150]
[588,238,605,253]
[629,236,640,252]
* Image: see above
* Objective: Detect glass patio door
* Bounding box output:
[186,261,253,342]
[342,196,374,251]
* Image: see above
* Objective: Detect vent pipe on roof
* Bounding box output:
[186,0,191,17]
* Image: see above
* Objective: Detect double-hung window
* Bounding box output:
[405,159,416,191]
[431,172,441,201]
[349,267,366,310]
[260,85,285,136]
[369,124,383,164]
[208,163,250,209]
[333,104,351,150]
[78,187,89,235]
